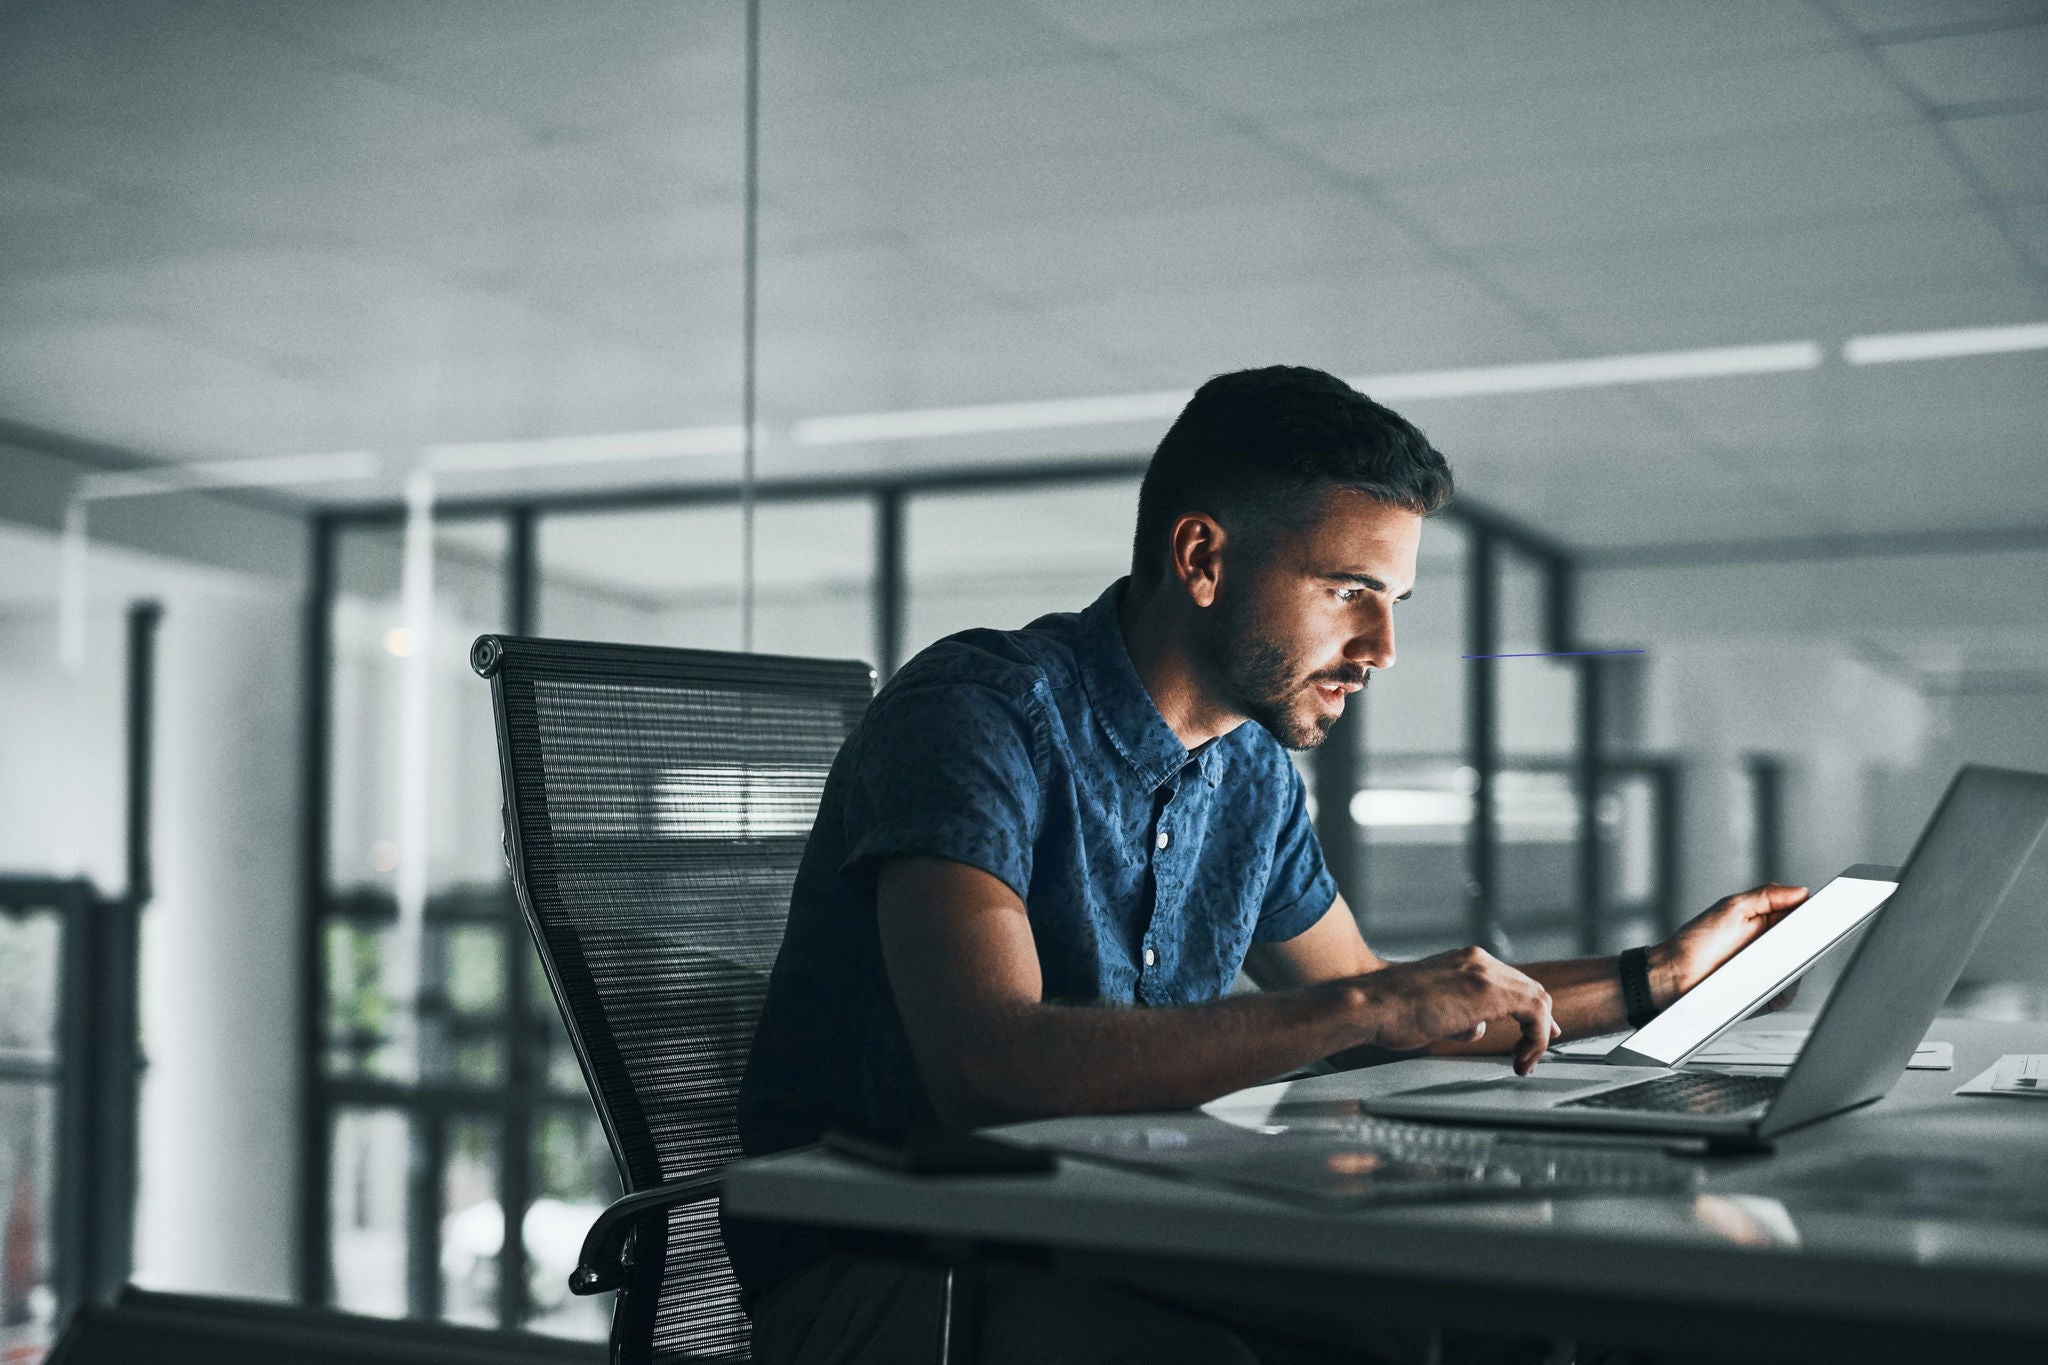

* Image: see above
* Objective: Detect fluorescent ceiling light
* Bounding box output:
[1842,322,2048,366]
[427,425,749,473]
[794,390,1189,446]
[77,449,382,501]
[791,343,1822,448]
[1355,342,1822,401]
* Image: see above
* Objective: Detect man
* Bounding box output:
[729,366,1803,1363]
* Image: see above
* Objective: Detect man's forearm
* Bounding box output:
[1431,949,1673,1052]
[924,980,1372,1126]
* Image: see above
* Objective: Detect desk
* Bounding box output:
[722,1018,2048,1362]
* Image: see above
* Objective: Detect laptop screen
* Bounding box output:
[1617,870,1898,1068]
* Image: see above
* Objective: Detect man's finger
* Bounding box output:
[1752,884,1808,912]
[1512,997,1555,1075]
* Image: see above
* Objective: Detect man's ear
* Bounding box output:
[1168,512,1228,608]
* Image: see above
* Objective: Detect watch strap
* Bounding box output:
[1619,946,1659,1029]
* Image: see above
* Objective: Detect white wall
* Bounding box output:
[0,435,309,1303]
[1582,544,2048,985]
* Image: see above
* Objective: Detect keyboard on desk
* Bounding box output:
[1561,1071,1783,1116]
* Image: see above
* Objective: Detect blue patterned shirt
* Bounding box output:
[725,579,1337,1296]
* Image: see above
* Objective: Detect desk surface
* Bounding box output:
[723,1017,2048,1349]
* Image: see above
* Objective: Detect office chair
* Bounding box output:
[474,634,874,1363]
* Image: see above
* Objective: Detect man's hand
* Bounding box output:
[1650,883,1809,1008]
[1355,947,1559,1075]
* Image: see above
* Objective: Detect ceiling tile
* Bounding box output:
[762,60,1211,188]
[1834,0,2048,38]
[913,193,1436,306]
[1121,0,1843,120]
[1020,0,1365,49]
[1879,20,2048,107]
[0,165,100,220]
[764,128,1328,238]
[1275,49,1918,181]
[0,5,521,196]
[1383,123,1976,253]
[1944,107,2048,199]
[1484,210,2025,320]
[218,0,747,133]
[2007,200,2048,265]
[1034,270,1562,382]
[759,0,1081,95]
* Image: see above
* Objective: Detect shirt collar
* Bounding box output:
[1076,579,1210,793]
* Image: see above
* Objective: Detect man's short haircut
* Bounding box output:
[1130,365,1454,585]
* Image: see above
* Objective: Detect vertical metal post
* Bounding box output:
[1311,704,1366,925]
[53,877,95,1322]
[1575,656,1607,955]
[500,508,536,1327]
[875,488,905,680]
[1653,764,1684,937]
[1465,531,1501,953]
[407,1112,445,1320]
[125,602,160,906]
[298,515,335,1305]
[1746,755,1784,886]
[737,0,761,651]
[507,506,537,640]
[1552,557,1607,957]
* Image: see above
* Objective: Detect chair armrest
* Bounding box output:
[571,1171,725,1295]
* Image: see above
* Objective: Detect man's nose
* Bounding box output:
[1347,609,1394,671]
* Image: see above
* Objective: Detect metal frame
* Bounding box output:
[1,601,157,1336]
[296,455,1638,1328]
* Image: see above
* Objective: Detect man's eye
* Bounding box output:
[1333,587,1362,603]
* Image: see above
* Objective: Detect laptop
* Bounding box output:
[1365,765,2048,1149]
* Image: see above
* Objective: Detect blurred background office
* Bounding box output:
[1,0,2045,1357]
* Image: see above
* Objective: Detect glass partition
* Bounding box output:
[1495,545,1583,959]
[538,497,876,663]
[1353,517,1470,953]
[903,480,1141,657]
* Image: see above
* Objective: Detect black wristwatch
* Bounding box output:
[1618,946,1660,1029]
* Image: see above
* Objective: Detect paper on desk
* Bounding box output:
[1556,1030,1951,1070]
[1954,1054,2048,1098]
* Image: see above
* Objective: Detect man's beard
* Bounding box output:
[1195,590,1367,750]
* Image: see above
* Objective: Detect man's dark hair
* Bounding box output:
[1130,366,1453,585]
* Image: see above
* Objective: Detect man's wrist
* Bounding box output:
[1645,941,1685,1010]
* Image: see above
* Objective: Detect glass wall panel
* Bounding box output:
[1495,548,1582,958]
[903,481,1140,658]
[1355,518,1470,952]
[439,1117,501,1327]
[0,1080,56,1360]
[525,1109,618,1339]
[0,917,60,1058]
[325,519,514,1088]
[538,498,877,664]
[329,520,512,907]
[328,1108,410,1318]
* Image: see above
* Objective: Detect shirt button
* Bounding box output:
[1143,947,1157,967]
[1155,829,1171,851]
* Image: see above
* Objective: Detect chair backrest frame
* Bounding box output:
[474,633,873,1361]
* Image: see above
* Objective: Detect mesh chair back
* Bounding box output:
[474,635,873,1363]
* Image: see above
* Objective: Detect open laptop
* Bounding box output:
[1366,765,2048,1149]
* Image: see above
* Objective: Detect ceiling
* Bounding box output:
[2,0,2045,552]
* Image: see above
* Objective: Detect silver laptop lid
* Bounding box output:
[1762,765,2048,1137]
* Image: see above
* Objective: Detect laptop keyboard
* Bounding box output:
[1560,1071,1783,1116]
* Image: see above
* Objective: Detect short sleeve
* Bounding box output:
[840,678,1043,902]
[1249,759,1338,943]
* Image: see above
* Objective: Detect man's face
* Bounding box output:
[1192,489,1422,750]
